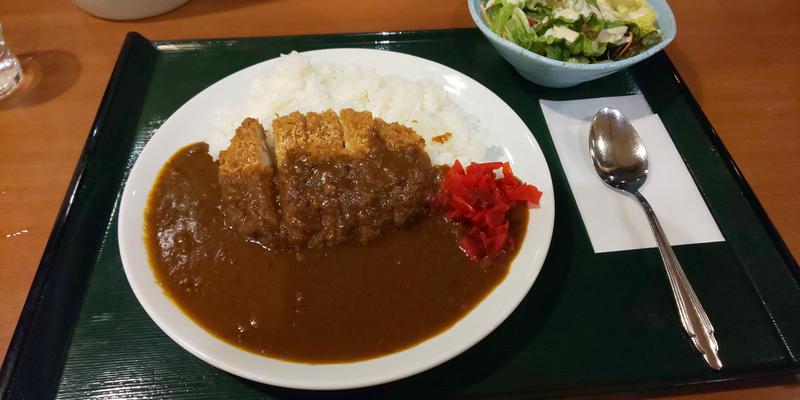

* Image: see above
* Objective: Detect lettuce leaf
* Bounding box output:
[482,0,661,63]
[595,0,658,35]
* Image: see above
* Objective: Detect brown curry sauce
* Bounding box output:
[145,142,528,363]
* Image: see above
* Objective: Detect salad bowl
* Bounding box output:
[467,0,676,88]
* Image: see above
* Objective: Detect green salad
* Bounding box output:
[482,0,662,63]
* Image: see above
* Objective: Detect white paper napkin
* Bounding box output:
[540,95,724,253]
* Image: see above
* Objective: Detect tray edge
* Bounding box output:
[0,31,157,399]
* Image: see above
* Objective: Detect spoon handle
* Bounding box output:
[633,191,723,370]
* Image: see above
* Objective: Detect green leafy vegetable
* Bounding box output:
[482,0,662,63]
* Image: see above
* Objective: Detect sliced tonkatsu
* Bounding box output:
[218,117,281,249]
[218,109,438,249]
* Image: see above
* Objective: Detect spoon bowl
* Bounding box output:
[589,107,649,193]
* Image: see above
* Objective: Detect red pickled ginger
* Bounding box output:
[432,160,542,261]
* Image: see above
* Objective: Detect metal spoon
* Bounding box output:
[589,107,723,370]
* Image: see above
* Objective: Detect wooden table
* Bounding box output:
[0,0,797,398]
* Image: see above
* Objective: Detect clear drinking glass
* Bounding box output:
[0,21,22,100]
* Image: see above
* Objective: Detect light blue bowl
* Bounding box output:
[467,0,676,88]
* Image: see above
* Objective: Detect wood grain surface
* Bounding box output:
[0,0,797,398]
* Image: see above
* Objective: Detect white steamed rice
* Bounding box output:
[207,52,488,165]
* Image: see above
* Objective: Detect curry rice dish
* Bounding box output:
[145,109,528,363]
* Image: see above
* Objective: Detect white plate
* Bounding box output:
[118,48,555,390]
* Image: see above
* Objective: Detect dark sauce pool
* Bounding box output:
[144,142,528,363]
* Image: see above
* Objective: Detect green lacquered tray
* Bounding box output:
[2,29,799,399]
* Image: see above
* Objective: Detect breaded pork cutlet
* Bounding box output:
[371,118,434,227]
[272,110,350,248]
[218,118,281,248]
[272,108,437,248]
[216,108,437,249]
[272,110,344,166]
[374,118,426,152]
[339,108,377,156]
